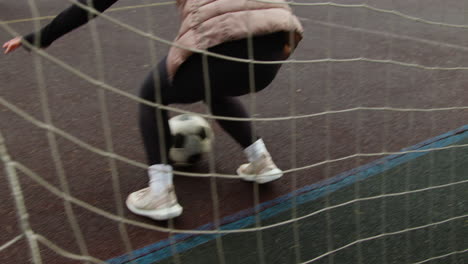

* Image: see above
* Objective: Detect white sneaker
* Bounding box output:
[126,186,183,220]
[237,153,283,184]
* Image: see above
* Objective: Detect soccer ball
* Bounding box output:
[168,114,213,166]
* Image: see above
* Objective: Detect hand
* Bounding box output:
[2,37,23,54]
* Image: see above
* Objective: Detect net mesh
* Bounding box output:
[1,0,467,263]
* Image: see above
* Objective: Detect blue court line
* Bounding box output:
[107,125,468,264]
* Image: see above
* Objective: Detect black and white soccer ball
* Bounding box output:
[169,114,213,166]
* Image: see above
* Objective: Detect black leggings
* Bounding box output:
[139,32,289,165]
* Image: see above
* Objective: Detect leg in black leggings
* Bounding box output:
[139,62,256,164]
[138,60,174,165]
[139,32,288,165]
[210,96,254,148]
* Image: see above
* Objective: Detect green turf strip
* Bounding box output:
[155,139,468,264]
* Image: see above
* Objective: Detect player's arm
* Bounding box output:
[3,0,118,54]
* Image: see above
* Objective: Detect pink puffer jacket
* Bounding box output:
[167,0,303,80]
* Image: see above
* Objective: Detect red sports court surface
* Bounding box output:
[1,0,468,263]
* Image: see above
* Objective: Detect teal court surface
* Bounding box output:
[108,126,468,264]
